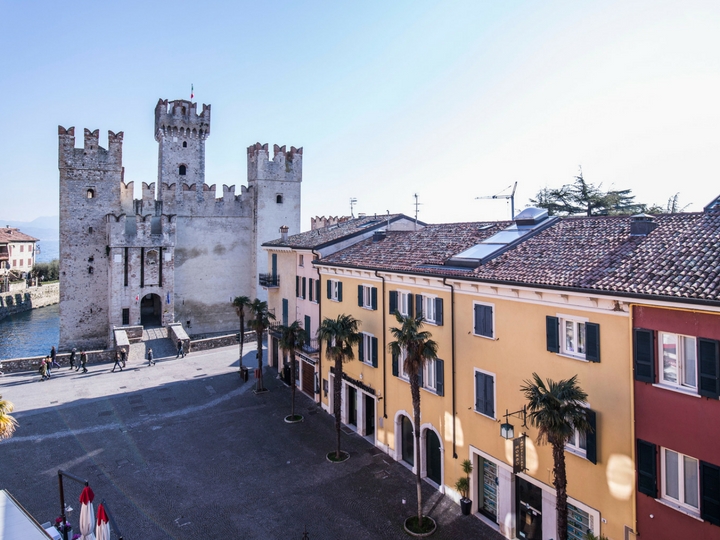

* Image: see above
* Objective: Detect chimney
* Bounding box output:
[630,214,657,237]
[279,225,289,242]
[373,230,387,242]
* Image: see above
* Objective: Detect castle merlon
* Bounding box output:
[154,98,211,141]
[58,126,123,169]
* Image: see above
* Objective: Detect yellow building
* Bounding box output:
[315,210,643,540]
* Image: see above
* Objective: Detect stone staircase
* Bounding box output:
[127,327,178,363]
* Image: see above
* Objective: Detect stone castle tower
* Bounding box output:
[58,98,302,349]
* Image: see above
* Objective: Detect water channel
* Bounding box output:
[0,304,59,360]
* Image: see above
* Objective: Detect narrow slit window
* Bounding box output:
[179,165,187,176]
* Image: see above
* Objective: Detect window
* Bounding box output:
[179,165,186,175]
[423,359,437,391]
[392,348,409,379]
[19,259,23,266]
[563,319,586,355]
[308,278,314,302]
[564,408,597,463]
[566,427,587,458]
[327,279,342,302]
[414,295,443,325]
[473,303,494,338]
[659,333,697,390]
[296,276,307,299]
[182,141,187,148]
[87,189,95,199]
[474,370,495,419]
[399,291,411,316]
[299,254,304,267]
[19,245,23,252]
[276,194,283,204]
[29,245,33,252]
[567,503,593,540]
[27,259,31,266]
[662,448,700,515]
[358,285,378,310]
[547,316,600,362]
[122,308,130,325]
[359,333,378,367]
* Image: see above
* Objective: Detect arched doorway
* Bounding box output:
[425,429,442,485]
[401,416,414,466]
[140,293,161,327]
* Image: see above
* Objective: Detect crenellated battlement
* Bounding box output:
[311,215,352,230]
[106,212,177,247]
[154,99,211,142]
[58,126,123,171]
[247,142,303,183]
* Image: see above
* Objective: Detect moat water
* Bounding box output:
[0,304,59,360]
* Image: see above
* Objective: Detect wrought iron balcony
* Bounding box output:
[301,338,320,355]
[259,273,280,288]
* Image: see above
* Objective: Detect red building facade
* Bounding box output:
[633,305,720,538]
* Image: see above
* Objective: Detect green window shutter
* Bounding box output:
[282,298,288,326]
[633,329,655,383]
[304,315,311,341]
[418,363,424,388]
[271,253,277,278]
[698,338,720,399]
[474,305,483,335]
[371,287,377,310]
[337,281,343,302]
[483,305,494,338]
[435,359,444,396]
[372,337,378,368]
[308,279,313,302]
[415,295,423,318]
[302,277,306,299]
[546,316,559,353]
[475,371,482,412]
[701,460,720,525]
[586,323,600,362]
[392,351,399,377]
[358,335,364,362]
[296,276,300,297]
[407,294,414,317]
[585,409,597,464]
[637,439,657,497]
[358,285,364,307]
[389,291,398,314]
[316,280,320,302]
[435,298,443,326]
[485,374,494,417]
[327,280,332,299]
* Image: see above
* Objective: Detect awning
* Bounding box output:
[0,489,52,539]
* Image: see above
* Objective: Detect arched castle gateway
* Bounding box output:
[58,99,302,349]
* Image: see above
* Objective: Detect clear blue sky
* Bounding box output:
[1,0,719,226]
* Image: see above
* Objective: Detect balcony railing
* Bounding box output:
[259,273,280,288]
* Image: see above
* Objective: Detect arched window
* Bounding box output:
[276,194,283,204]
[87,189,95,199]
[179,165,187,176]
[182,141,187,148]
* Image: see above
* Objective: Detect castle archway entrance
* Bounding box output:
[140,293,162,328]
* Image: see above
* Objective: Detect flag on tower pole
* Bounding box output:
[190,84,194,100]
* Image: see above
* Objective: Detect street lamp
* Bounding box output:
[500,406,527,440]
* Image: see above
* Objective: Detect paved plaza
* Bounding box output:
[0,343,503,539]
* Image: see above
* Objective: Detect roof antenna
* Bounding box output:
[350,197,357,218]
[413,193,422,230]
[386,210,390,230]
[475,182,517,219]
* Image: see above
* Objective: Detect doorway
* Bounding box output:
[140,293,161,327]
[401,416,414,466]
[364,394,375,441]
[348,386,357,427]
[517,477,543,540]
[425,429,442,485]
[477,457,498,521]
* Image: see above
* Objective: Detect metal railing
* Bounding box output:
[258,273,280,288]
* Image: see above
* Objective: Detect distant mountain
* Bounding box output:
[1,216,59,262]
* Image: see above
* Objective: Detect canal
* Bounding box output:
[0,304,59,360]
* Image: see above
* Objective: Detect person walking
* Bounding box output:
[147,348,155,366]
[50,346,60,369]
[176,339,184,358]
[80,351,88,373]
[111,350,123,372]
[120,348,127,368]
[69,348,77,370]
[39,358,49,381]
[44,355,52,378]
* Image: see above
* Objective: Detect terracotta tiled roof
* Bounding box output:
[317,212,720,304]
[262,214,419,249]
[0,228,39,244]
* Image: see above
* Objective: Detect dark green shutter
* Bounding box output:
[585,409,597,464]
[546,316,559,353]
[338,281,343,302]
[698,338,720,399]
[327,280,332,299]
[316,280,320,302]
[418,363,424,387]
[372,337,378,368]
[474,305,483,335]
[475,371,482,412]
[392,351,399,377]
[483,305,493,338]
[435,298,443,326]
[308,278,313,302]
[304,315,311,341]
[485,374,494,417]
[637,439,657,497]
[389,291,398,314]
[358,335,364,362]
[302,277,306,299]
[371,287,378,310]
[435,359,444,396]
[296,276,300,297]
[415,295,423,318]
[585,323,600,362]
[407,294,414,317]
[701,461,720,525]
[282,298,288,326]
[358,285,364,307]
[633,329,655,383]
[271,253,277,278]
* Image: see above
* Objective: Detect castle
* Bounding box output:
[58,98,302,349]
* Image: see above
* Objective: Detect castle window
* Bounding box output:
[87,189,95,199]
[179,165,187,176]
[88,227,93,234]
[276,194,283,204]
[88,266,94,274]
[88,256,94,263]
[183,141,187,148]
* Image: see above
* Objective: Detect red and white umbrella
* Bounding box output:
[78,486,96,540]
[95,503,110,540]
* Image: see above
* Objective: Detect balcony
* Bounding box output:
[259,273,280,288]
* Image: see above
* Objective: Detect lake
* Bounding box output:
[0,303,59,360]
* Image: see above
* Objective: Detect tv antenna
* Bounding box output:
[475,182,517,219]
[413,193,423,223]
[349,197,357,218]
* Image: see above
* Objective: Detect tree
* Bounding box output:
[232,296,252,371]
[531,170,645,216]
[0,395,18,440]
[247,299,275,392]
[278,321,307,421]
[317,314,361,460]
[521,373,592,540]
[646,192,691,214]
[389,312,439,531]
[32,259,59,281]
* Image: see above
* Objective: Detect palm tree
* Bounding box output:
[232,295,252,371]
[389,312,438,531]
[0,395,18,440]
[247,299,275,392]
[521,373,592,540]
[278,321,307,421]
[317,314,361,460]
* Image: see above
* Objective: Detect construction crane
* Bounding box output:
[475,182,517,219]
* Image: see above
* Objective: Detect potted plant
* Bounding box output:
[456,458,473,515]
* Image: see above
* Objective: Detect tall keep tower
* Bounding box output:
[155,99,210,205]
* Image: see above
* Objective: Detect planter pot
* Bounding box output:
[460,498,472,516]
[403,515,437,537]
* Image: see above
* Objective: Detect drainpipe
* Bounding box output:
[443,277,458,459]
[313,249,322,404]
[374,270,387,419]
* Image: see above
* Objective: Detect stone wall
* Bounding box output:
[189,330,257,352]
[0,349,116,374]
[0,283,60,321]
